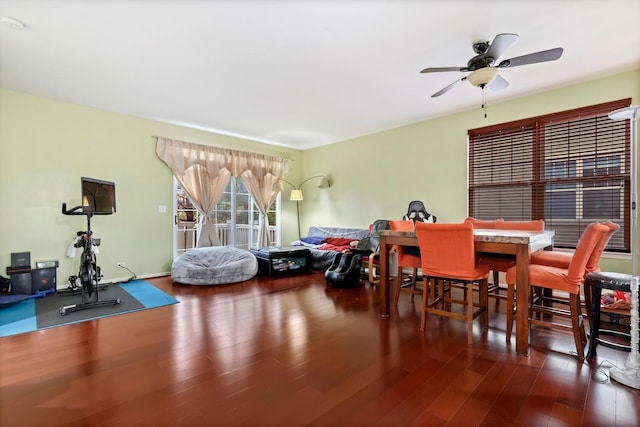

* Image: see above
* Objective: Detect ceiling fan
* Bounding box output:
[421,33,563,98]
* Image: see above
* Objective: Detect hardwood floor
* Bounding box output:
[1,272,639,426]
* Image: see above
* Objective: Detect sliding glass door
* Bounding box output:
[174,178,281,257]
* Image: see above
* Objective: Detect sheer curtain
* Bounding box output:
[235,153,289,246]
[178,165,230,247]
[156,137,290,248]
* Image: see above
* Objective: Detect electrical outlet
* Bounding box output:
[117,262,126,268]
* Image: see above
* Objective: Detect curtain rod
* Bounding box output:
[153,135,295,162]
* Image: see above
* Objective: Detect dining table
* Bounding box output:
[377,227,555,356]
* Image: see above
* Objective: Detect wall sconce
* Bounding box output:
[281,174,332,238]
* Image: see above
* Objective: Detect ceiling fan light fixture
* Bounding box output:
[467,67,499,87]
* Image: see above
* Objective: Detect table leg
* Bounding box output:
[515,243,530,355]
[379,235,390,317]
[586,287,602,359]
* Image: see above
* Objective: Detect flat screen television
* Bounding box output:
[81,177,116,214]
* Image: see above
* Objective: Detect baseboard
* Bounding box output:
[107,272,171,284]
[55,272,171,290]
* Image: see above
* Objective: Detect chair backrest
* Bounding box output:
[566,222,609,285]
[403,200,436,223]
[415,222,481,280]
[389,220,419,261]
[464,217,499,229]
[585,221,620,272]
[389,220,415,232]
[493,219,545,231]
[366,219,390,252]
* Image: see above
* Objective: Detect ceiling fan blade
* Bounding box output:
[485,33,519,61]
[488,74,509,91]
[498,47,563,68]
[431,77,467,97]
[420,66,467,73]
[420,67,469,73]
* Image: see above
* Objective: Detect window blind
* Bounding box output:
[468,99,631,251]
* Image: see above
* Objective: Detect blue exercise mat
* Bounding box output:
[0,280,178,338]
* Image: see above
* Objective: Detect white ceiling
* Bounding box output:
[1,1,639,150]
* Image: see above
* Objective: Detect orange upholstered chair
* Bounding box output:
[530,221,619,273]
[464,217,504,296]
[505,222,609,359]
[487,220,546,341]
[464,217,500,230]
[389,220,422,305]
[489,222,546,275]
[529,221,620,318]
[415,222,490,345]
[466,219,545,341]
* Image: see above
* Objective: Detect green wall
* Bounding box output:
[300,69,640,274]
[1,69,638,284]
[0,89,302,283]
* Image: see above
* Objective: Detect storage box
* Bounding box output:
[7,251,31,274]
[250,246,310,275]
[31,267,57,293]
[9,272,32,295]
[11,252,31,268]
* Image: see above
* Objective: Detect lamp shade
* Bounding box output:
[290,189,304,201]
[467,67,499,87]
[317,176,330,189]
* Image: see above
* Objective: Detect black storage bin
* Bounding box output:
[250,246,310,275]
[31,267,57,293]
[9,272,32,295]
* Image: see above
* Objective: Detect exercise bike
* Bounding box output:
[59,203,121,315]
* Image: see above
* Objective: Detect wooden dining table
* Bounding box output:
[378,228,555,356]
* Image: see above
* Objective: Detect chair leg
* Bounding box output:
[428,277,436,305]
[420,277,430,332]
[393,266,403,306]
[531,286,544,320]
[467,282,474,345]
[368,257,379,284]
[492,270,500,308]
[506,284,515,343]
[480,278,489,327]
[583,281,592,320]
[440,279,450,310]
[410,268,418,302]
[570,293,585,360]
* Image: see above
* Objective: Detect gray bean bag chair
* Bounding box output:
[171,246,258,285]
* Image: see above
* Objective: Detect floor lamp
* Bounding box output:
[608,105,640,389]
[281,175,331,239]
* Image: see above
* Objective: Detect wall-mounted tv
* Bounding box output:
[81,177,116,214]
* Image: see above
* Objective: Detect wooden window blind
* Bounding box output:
[468,99,631,251]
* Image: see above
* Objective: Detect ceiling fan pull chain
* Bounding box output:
[482,86,488,118]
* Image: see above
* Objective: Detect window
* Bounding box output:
[468,99,631,252]
[175,178,280,255]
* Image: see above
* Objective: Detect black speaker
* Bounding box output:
[31,268,57,293]
[9,272,32,295]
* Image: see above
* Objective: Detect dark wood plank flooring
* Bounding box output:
[1,272,639,426]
